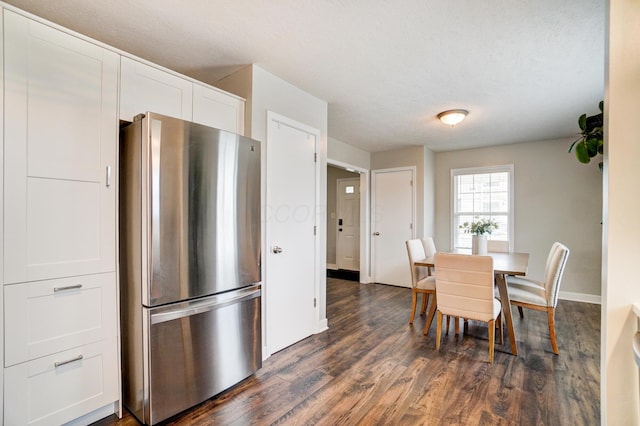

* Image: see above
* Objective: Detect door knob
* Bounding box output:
[373,232,380,236]
[272,246,283,254]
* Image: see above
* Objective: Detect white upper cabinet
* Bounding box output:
[193,83,245,134]
[3,10,118,283]
[120,56,193,122]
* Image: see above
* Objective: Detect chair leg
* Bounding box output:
[488,319,495,363]
[497,313,504,344]
[518,306,524,318]
[547,307,559,354]
[409,289,417,324]
[445,315,451,335]
[423,294,437,336]
[454,316,460,335]
[420,293,429,315]
[436,311,443,351]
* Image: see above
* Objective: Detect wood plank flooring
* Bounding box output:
[94,278,600,425]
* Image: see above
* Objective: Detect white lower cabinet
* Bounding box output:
[4,338,118,426]
[4,273,117,367]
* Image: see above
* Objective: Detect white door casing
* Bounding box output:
[336,178,360,271]
[265,112,319,354]
[371,167,415,287]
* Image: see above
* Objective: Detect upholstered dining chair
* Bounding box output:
[405,239,437,333]
[487,240,509,253]
[421,236,437,275]
[434,253,503,363]
[505,242,570,354]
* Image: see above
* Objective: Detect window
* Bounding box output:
[451,165,514,250]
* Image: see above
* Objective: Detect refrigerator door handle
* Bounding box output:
[150,285,261,325]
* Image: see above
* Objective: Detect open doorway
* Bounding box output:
[327,164,361,281]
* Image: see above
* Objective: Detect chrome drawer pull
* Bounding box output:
[54,354,83,368]
[53,284,83,293]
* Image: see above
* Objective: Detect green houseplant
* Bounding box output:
[459,217,498,235]
[459,217,498,255]
[568,101,603,167]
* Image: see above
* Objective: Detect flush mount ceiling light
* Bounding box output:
[437,109,468,126]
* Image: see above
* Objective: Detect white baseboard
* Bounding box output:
[64,402,117,425]
[316,318,328,333]
[327,263,338,270]
[559,291,601,304]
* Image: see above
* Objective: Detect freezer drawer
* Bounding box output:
[126,285,262,425]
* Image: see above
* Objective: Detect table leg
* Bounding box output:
[495,273,518,356]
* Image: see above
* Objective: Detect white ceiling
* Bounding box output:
[4,0,605,153]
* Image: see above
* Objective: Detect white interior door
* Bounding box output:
[266,112,318,354]
[372,168,414,287]
[336,178,360,271]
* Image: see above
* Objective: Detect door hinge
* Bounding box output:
[410,223,413,230]
[314,225,317,235]
[314,298,317,308]
[410,179,413,186]
[314,152,318,162]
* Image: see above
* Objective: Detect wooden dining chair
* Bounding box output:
[487,240,509,253]
[505,242,570,354]
[405,239,437,333]
[434,253,503,363]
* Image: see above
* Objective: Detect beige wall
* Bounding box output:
[423,148,436,239]
[602,0,640,423]
[435,138,602,299]
[328,137,371,170]
[372,145,426,238]
[326,166,360,266]
[216,64,330,339]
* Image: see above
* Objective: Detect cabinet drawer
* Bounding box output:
[4,273,117,366]
[4,338,118,426]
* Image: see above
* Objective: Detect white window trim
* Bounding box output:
[450,164,515,251]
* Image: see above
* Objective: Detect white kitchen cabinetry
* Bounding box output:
[4,273,117,367]
[193,82,245,134]
[2,9,119,425]
[3,10,118,284]
[4,338,118,426]
[120,56,193,122]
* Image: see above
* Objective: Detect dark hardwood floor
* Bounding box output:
[95,278,600,425]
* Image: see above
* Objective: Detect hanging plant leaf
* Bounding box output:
[575,141,591,163]
[569,101,604,168]
[586,137,599,157]
[578,113,587,131]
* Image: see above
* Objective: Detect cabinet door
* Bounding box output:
[120,56,193,121]
[3,10,118,283]
[4,338,118,426]
[193,83,245,134]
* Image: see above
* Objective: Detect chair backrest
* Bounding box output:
[421,237,437,257]
[434,253,495,321]
[406,239,429,288]
[487,240,509,253]
[544,242,570,307]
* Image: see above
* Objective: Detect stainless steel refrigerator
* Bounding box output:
[119,112,262,425]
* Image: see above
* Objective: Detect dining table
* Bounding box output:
[415,250,530,356]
